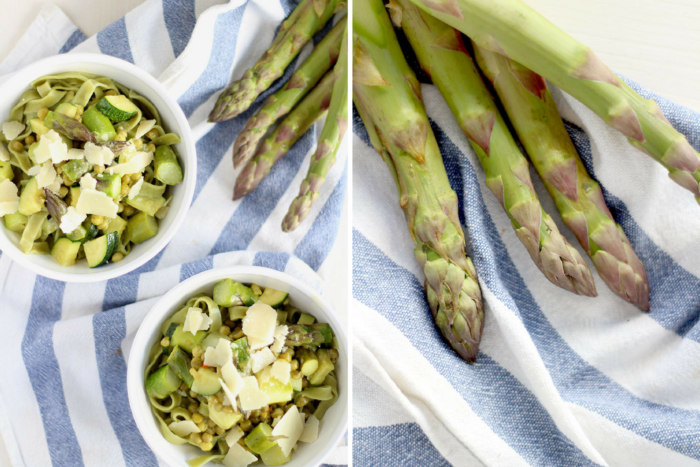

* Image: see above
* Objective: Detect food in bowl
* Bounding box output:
[144,278,340,467]
[0,72,183,268]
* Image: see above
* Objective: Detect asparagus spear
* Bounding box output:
[353,0,484,362]
[474,47,649,309]
[402,0,700,203]
[234,70,335,200]
[208,0,342,122]
[233,17,346,169]
[285,324,333,346]
[281,22,348,232]
[392,0,596,296]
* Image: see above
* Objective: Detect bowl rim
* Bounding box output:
[0,53,196,282]
[126,266,349,467]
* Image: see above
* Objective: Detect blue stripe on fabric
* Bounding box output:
[177,4,247,118]
[354,423,451,467]
[294,162,347,270]
[162,0,197,57]
[102,250,165,311]
[253,251,291,271]
[180,256,214,281]
[209,122,315,254]
[59,29,87,54]
[21,277,84,467]
[96,17,134,64]
[565,121,700,340]
[93,308,158,467]
[353,231,598,467]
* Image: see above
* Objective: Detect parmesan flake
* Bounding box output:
[222,443,258,467]
[238,376,269,412]
[59,207,87,234]
[107,151,153,175]
[36,162,57,189]
[0,143,9,162]
[242,302,277,350]
[0,179,19,216]
[272,405,304,456]
[33,130,67,164]
[134,119,156,139]
[75,189,118,218]
[2,121,24,141]
[80,174,97,191]
[183,307,213,334]
[168,420,200,438]
[128,177,144,199]
[250,347,276,374]
[203,338,233,368]
[84,143,115,166]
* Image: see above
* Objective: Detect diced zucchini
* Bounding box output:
[145,365,181,399]
[276,310,288,325]
[259,288,288,308]
[66,225,87,242]
[68,186,81,207]
[18,178,44,216]
[82,108,116,142]
[50,237,82,266]
[245,423,277,455]
[27,142,40,164]
[154,145,183,185]
[59,134,74,149]
[4,212,27,232]
[126,195,165,217]
[54,103,78,118]
[104,215,127,238]
[135,181,166,198]
[29,118,49,136]
[208,404,242,430]
[213,279,257,307]
[164,322,179,338]
[96,95,140,122]
[190,368,221,396]
[229,306,248,321]
[296,313,316,325]
[83,231,119,268]
[167,346,194,388]
[231,337,250,370]
[260,444,292,466]
[309,349,334,386]
[0,161,14,183]
[259,376,293,404]
[94,173,121,198]
[127,211,158,244]
[62,159,92,183]
[290,376,302,393]
[170,324,207,353]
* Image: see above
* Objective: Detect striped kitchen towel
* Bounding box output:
[352,29,700,467]
[0,1,347,466]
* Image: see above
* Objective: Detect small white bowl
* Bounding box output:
[0,53,196,282]
[127,266,348,467]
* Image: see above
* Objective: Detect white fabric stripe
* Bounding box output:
[136,263,182,302]
[62,282,108,321]
[0,5,77,76]
[211,250,257,269]
[353,299,531,467]
[568,403,700,467]
[123,299,161,366]
[425,84,700,412]
[124,0,175,78]
[71,35,102,55]
[196,0,229,19]
[551,86,700,280]
[0,266,50,467]
[0,392,25,467]
[321,445,349,465]
[53,315,126,467]
[353,368,415,428]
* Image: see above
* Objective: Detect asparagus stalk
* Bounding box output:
[392,0,596,296]
[233,17,346,169]
[234,71,335,200]
[281,22,348,232]
[353,0,484,362]
[208,0,342,122]
[285,324,333,346]
[474,47,649,310]
[403,0,700,203]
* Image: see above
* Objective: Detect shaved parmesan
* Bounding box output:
[270,360,291,385]
[168,420,201,438]
[0,179,19,216]
[107,151,153,175]
[2,121,24,141]
[270,325,289,354]
[238,376,269,411]
[46,175,62,194]
[128,177,144,199]
[250,347,276,374]
[242,302,277,350]
[203,338,233,368]
[225,426,245,447]
[76,189,118,218]
[220,361,245,405]
[222,443,258,467]
[134,119,156,139]
[36,162,57,189]
[80,174,97,191]
[272,405,304,456]
[0,143,9,162]
[33,130,67,164]
[299,415,319,443]
[183,307,213,334]
[59,207,87,234]
[84,143,115,166]
[27,165,41,176]
[66,148,85,160]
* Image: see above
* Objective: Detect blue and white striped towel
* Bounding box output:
[352,32,700,467]
[0,1,347,466]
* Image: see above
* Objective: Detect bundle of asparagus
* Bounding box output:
[354,0,484,362]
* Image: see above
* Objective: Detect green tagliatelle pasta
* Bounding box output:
[0,72,185,269]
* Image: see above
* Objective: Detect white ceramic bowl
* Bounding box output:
[0,53,196,282]
[127,266,348,467]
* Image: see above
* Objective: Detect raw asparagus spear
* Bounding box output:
[353,0,484,362]
[393,0,596,296]
[474,47,649,309]
[234,70,335,200]
[208,0,342,122]
[233,16,346,169]
[402,0,700,203]
[285,324,333,346]
[281,22,348,232]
